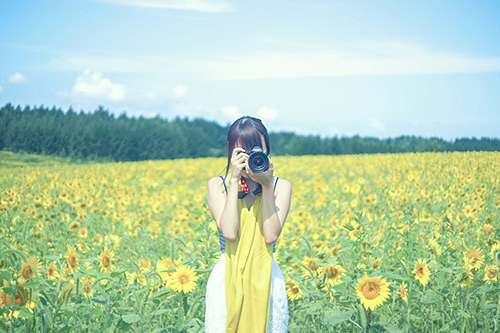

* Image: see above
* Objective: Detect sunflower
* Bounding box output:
[459,265,474,288]
[77,243,86,252]
[1,282,29,307]
[127,271,148,286]
[138,258,152,273]
[399,282,408,304]
[490,243,500,264]
[81,276,94,298]
[285,277,303,301]
[463,246,484,271]
[156,257,180,285]
[78,227,88,238]
[483,265,498,283]
[169,265,199,293]
[302,256,319,272]
[372,258,381,270]
[463,205,473,218]
[413,259,431,286]
[61,281,76,301]
[19,256,41,284]
[330,244,341,257]
[429,238,442,256]
[66,246,79,273]
[483,223,493,234]
[321,262,346,286]
[100,247,115,273]
[46,262,59,280]
[68,222,80,231]
[355,273,390,311]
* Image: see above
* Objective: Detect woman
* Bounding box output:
[205,116,291,332]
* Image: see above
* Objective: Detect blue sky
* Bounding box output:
[1,0,499,139]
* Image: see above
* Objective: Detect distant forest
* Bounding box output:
[1,103,499,162]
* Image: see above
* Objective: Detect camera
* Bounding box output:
[243,146,269,173]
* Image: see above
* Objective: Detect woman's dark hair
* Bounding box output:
[224,116,271,178]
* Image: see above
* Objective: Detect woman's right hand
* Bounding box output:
[230,147,248,180]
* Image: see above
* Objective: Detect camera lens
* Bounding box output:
[248,151,269,173]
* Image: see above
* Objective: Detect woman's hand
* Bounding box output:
[230,147,248,181]
[246,157,274,189]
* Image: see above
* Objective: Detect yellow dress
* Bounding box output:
[225,195,273,332]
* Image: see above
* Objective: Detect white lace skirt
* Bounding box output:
[205,253,289,332]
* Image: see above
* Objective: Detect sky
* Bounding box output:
[1,0,499,140]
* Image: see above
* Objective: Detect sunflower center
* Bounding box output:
[362,282,380,300]
[22,266,33,280]
[102,256,110,267]
[68,256,76,268]
[416,266,424,278]
[179,274,189,285]
[327,267,338,278]
[487,271,496,279]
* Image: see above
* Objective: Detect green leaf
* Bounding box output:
[0,269,13,281]
[122,314,141,323]
[381,273,407,281]
[23,280,40,289]
[385,323,404,333]
[152,308,170,316]
[110,269,128,278]
[44,256,61,261]
[324,309,354,326]
[87,307,104,316]
[475,286,491,295]
[106,325,117,333]
[359,304,367,329]
[420,290,440,304]
[79,268,98,278]
[90,297,106,305]
[18,307,33,319]
[440,267,453,274]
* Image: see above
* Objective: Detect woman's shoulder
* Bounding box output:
[208,175,223,184]
[208,175,223,183]
[275,177,292,192]
[208,176,226,191]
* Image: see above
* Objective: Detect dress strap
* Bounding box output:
[220,175,228,193]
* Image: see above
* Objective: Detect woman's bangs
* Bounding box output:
[237,127,264,152]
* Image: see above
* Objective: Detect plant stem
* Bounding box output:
[365,309,371,333]
[183,293,188,317]
[494,293,500,332]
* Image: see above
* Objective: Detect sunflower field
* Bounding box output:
[1,150,499,332]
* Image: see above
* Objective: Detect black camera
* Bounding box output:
[244,146,269,173]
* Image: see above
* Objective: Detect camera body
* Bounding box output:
[243,146,270,173]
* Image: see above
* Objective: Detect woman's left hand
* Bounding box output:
[245,157,274,188]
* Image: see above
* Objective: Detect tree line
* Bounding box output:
[1,103,498,162]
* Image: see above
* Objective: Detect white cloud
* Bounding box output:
[47,41,500,81]
[191,41,500,80]
[7,72,27,84]
[258,106,279,120]
[70,70,126,101]
[98,0,233,13]
[221,105,241,119]
[369,117,387,132]
[172,85,188,98]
